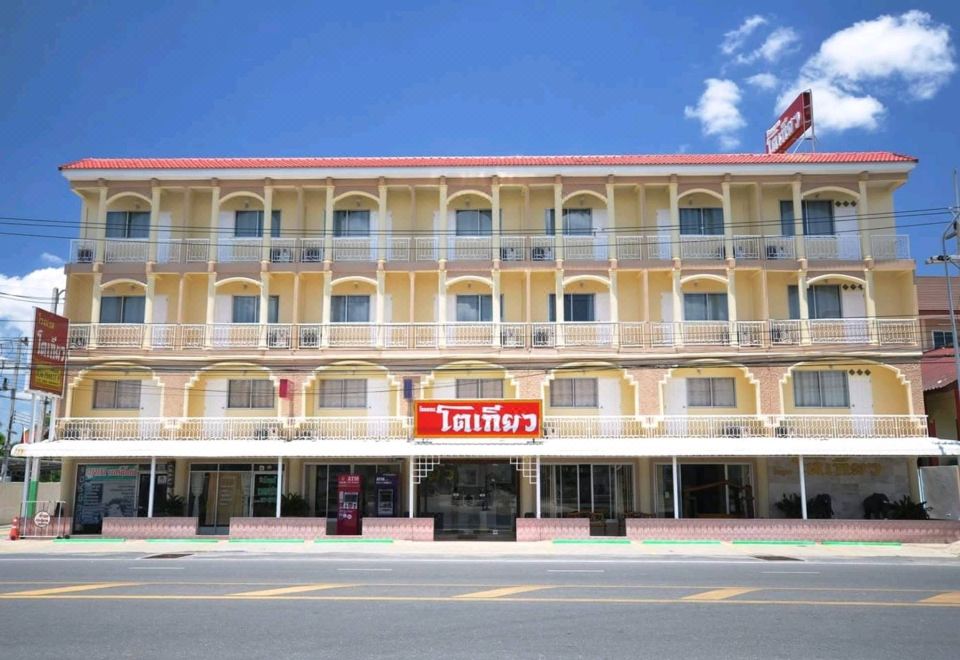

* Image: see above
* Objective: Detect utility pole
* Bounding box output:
[0,337,29,481]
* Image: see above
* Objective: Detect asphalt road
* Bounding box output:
[1,552,958,659]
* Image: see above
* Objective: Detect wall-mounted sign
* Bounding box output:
[765,90,813,154]
[29,307,69,397]
[414,400,543,439]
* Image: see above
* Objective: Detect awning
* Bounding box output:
[14,436,960,459]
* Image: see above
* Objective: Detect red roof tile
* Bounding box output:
[923,347,959,391]
[59,152,918,171]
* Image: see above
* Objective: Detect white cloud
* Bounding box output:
[40,253,64,267]
[746,72,779,91]
[721,15,767,55]
[737,27,799,64]
[684,78,745,149]
[0,267,66,337]
[780,10,955,132]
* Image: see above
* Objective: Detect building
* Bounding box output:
[16,151,960,539]
[917,275,960,350]
[917,276,960,453]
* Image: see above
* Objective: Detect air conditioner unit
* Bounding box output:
[271,247,293,263]
[500,246,524,261]
[531,246,554,261]
[533,327,554,347]
[76,248,94,263]
[267,329,290,348]
[69,335,88,350]
[302,247,323,262]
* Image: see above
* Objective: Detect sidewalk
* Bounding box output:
[3,534,959,560]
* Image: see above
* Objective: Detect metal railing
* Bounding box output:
[65,317,920,350]
[57,414,928,441]
[804,235,862,260]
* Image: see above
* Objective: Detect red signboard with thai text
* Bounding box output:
[765,90,813,154]
[29,308,69,397]
[414,400,543,439]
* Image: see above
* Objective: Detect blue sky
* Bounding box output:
[0,0,958,305]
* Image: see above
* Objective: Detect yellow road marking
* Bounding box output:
[683,587,759,601]
[231,584,352,597]
[455,585,551,599]
[921,591,960,604]
[4,582,140,597]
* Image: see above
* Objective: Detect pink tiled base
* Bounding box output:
[229,517,327,540]
[361,518,434,541]
[516,518,591,541]
[16,518,72,538]
[101,517,199,539]
[625,519,960,543]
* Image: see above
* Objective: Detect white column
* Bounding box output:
[259,275,270,348]
[261,183,274,263]
[276,457,283,518]
[672,268,683,347]
[47,396,59,442]
[797,270,810,345]
[204,273,216,348]
[721,179,733,260]
[726,268,737,346]
[554,269,565,347]
[858,177,871,260]
[375,268,385,349]
[437,269,447,348]
[669,178,680,260]
[438,179,448,262]
[492,269,501,347]
[321,271,332,348]
[147,457,156,518]
[148,184,161,263]
[553,179,564,261]
[492,177,501,262]
[142,273,156,349]
[606,179,617,261]
[95,185,108,263]
[609,269,619,348]
[90,272,102,348]
[209,184,221,263]
[535,455,541,519]
[798,455,808,520]
[791,178,805,260]
[408,458,415,518]
[377,179,388,264]
[672,456,680,519]
[865,268,878,344]
[324,182,335,263]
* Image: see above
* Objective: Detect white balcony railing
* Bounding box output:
[58,414,928,442]
[871,235,910,260]
[804,235,862,260]
[104,239,149,263]
[218,238,262,263]
[448,236,492,261]
[64,318,919,351]
[680,235,725,260]
[762,235,797,260]
[332,236,375,261]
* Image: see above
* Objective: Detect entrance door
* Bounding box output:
[849,374,874,435]
[419,462,518,539]
[188,465,253,534]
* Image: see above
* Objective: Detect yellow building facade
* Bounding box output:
[19,152,960,538]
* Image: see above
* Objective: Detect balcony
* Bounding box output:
[68,234,910,265]
[66,317,921,351]
[56,414,929,442]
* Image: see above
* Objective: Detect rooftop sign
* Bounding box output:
[765,90,813,154]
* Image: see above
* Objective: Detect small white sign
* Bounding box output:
[33,511,51,528]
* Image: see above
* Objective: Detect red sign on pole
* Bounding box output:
[765,90,813,154]
[414,400,543,439]
[29,308,69,397]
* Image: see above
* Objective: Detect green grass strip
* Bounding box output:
[820,541,902,547]
[144,538,222,543]
[642,539,723,545]
[53,537,126,543]
[227,538,305,544]
[314,538,394,544]
[731,539,815,546]
[552,538,631,544]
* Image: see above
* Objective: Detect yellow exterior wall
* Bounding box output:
[663,366,759,415]
[780,363,912,415]
[185,367,278,417]
[68,368,162,418]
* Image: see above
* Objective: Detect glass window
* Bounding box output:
[99,296,145,323]
[317,379,367,408]
[687,377,736,407]
[105,211,150,238]
[545,209,593,236]
[455,379,503,398]
[808,285,842,319]
[933,330,955,349]
[232,296,259,323]
[93,380,141,409]
[234,210,281,238]
[227,380,275,409]
[683,293,728,321]
[550,378,599,408]
[794,371,849,408]
[455,295,492,322]
[455,209,492,236]
[548,294,595,322]
[780,200,835,236]
[330,295,370,323]
[679,208,723,235]
[333,210,371,237]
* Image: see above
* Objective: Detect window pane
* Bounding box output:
[232,296,259,323]
[347,296,370,322]
[480,379,503,398]
[565,294,594,322]
[334,210,370,236]
[228,380,250,408]
[249,381,274,408]
[679,208,701,235]
[105,212,127,238]
[115,381,142,409]
[121,296,145,323]
[713,378,736,407]
[270,210,281,238]
[268,296,280,324]
[456,295,480,322]
[810,286,841,319]
[455,379,479,398]
[794,372,822,407]
[780,200,795,236]
[804,201,834,235]
[93,381,117,409]
[702,208,724,235]
[343,380,367,408]
[551,379,574,407]
[683,294,706,321]
[235,211,262,237]
[686,378,712,406]
[318,380,343,408]
[99,297,123,323]
[787,285,800,320]
[563,209,592,235]
[127,212,150,238]
[820,372,849,407]
[707,293,729,321]
[574,378,598,407]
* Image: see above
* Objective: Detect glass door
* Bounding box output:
[188,464,253,534]
[419,462,518,540]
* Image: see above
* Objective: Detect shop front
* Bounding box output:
[187,463,278,534]
[417,461,519,539]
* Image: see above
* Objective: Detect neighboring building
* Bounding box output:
[16,151,960,537]
[917,275,960,350]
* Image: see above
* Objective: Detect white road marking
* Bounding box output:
[336,568,393,572]
[129,567,185,570]
[762,571,820,575]
[547,569,605,573]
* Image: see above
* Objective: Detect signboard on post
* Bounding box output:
[765,90,813,154]
[414,400,543,439]
[29,308,69,397]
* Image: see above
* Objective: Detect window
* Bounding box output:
[683,293,729,321]
[787,285,841,320]
[780,200,835,236]
[548,293,595,322]
[234,210,281,238]
[686,377,736,407]
[93,380,142,409]
[455,379,503,398]
[333,210,370,237]
[99,296,145,323]
[230,296,280,324]
[455,209,492,236]
[794,371,849,408]
[330,295,370,323]
[227,380,275,409]
[550,378,599,408]
[105,211,150,239]
[456,295,492,322]
[545,209,593,236]
[317,379,367,408]
[679,208,724,235]
[933,330,955,349]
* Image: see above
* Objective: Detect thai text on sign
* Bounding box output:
[414,400,542,438]
[29,307,69,397]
